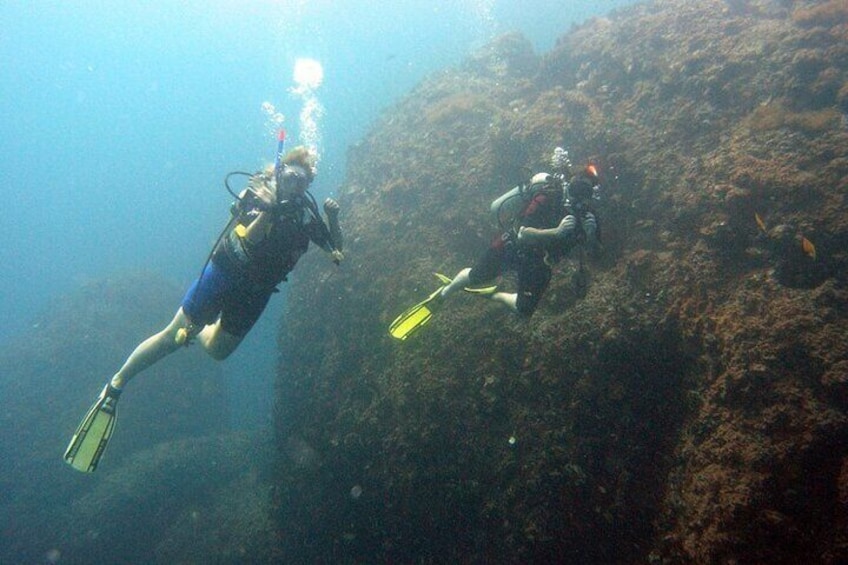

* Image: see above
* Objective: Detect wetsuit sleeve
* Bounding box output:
[306,216,335,252]
[586,210,600,243]
[327,212,343,252]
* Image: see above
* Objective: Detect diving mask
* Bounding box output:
[276,164,310,196]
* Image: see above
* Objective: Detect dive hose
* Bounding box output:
[190,128,289,303]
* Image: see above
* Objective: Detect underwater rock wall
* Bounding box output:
[276,1,848,562]
[0,273,234,564]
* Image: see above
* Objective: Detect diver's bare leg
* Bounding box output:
[111,308,191,389]
[197,321,244,361]
[489,291,518,312]
[440,267,472,298]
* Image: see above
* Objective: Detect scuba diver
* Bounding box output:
[389,147,600,340]
[64,144,344,472]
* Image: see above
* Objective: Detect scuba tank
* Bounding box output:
[490,173,550,227]
[490,172,565,230]
[490,183,525,222]
[490,147,573,230]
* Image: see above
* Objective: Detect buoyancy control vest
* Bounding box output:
[214,184,329,289]
[490,172,566,230]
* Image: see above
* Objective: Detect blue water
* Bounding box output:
[0,0,638,427]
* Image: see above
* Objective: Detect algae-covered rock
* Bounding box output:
[40,432,273,564]
[275,1,848,563]
[14,433,274,564]
[0,272,234,564]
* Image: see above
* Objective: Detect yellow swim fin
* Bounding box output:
[388,273,460,341]
[63,383,122,473]
[434,272,453,285]
[389,287,444,341]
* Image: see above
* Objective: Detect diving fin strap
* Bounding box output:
[434,272,453,285]
[388,272,469,341]
[463,285,498,296]
[434,271,497,295]
[63,383,122,473]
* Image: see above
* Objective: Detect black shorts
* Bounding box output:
[181,262,273,337]
[468,241,552,317]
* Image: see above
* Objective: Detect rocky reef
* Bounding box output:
[275,0,848,562]
[0,273,275,564]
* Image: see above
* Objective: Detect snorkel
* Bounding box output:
[274,128,286,177]
[272,128,287,204]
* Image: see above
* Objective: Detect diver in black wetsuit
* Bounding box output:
[114,145,343,385]
[439,149,600,316]
[64,145,343,472]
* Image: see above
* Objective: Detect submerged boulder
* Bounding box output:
[0,272,233,564]
[276,0,847,562]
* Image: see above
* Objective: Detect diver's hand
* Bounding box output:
[323,198,340,217]
[556,215,577,236]
[517,217,576,245]
[252,185,277,211]
[330,249,344,265]
[582,213,597,240]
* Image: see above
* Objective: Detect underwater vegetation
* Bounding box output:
[792,0,848,27]
[6,1,845,562]
[276,0,848,563]
[748,102,843,134]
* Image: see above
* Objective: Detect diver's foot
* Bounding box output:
[101,381,123,400]
[438,268,473,298]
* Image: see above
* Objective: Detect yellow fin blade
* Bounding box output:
[64,385,120,473]
[388,287,444,341]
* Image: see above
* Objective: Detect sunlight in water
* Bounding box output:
[293,57,324,90]
[290,57,325,164]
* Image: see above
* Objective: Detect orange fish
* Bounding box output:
[801,236,816,260]
[754,212,767,233]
